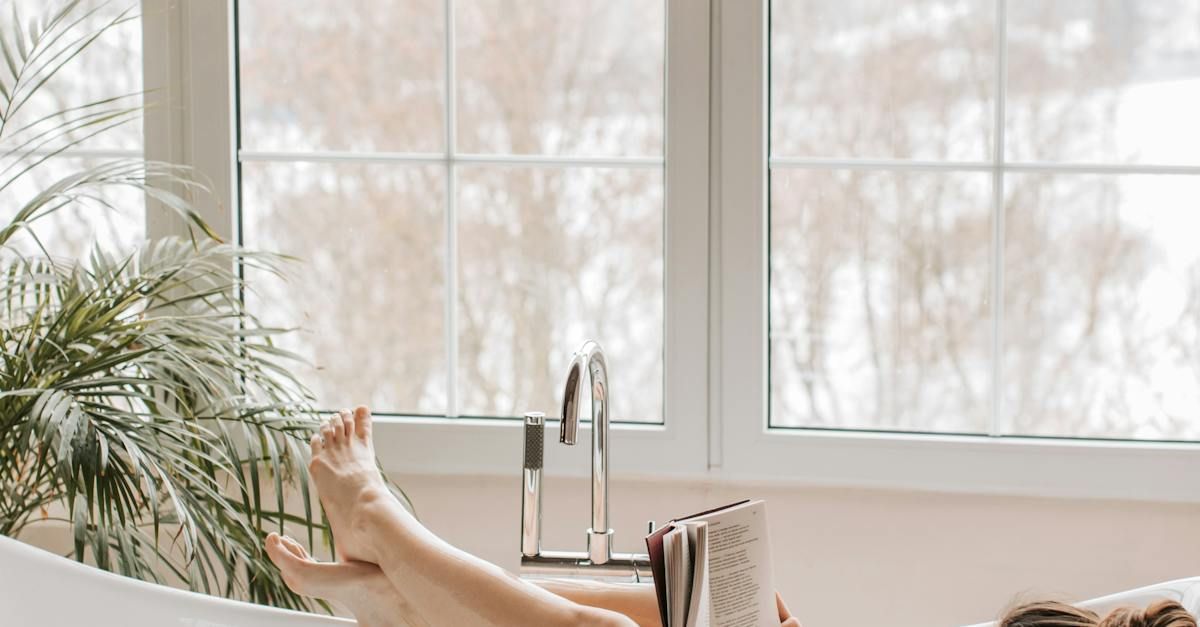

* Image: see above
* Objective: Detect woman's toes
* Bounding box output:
[266,533,301,568]
[279,535,311,560]
[320,421,336,445]
[329,414,345,442]
[266,534,326,595]
[353,406,372,440]
[309,432,323,454]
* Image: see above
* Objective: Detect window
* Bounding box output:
[768,0,1200,440]
[236,0,667,423]
[138,1,1200,499]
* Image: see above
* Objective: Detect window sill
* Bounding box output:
[371,415,708,481]
[373,416,1200,503]
[720,427,1200,503]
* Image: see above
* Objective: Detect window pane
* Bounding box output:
[770,0,995,161]
[1004,174,1200,439]
[5,1,142,150]
[236,1,665,420]
[1007,0,1200,165]
[770,169,992,432]
[1,158,144,260]
[456,0,664,157]
[456,165,663,422]
[238,0,445,153]
[242,162,447,414]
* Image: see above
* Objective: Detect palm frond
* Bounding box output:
[1,240,336,610]
[0,159,217,252]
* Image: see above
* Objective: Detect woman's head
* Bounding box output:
[1001,599,1196,627]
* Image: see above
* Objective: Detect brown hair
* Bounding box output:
[1001,600,1196,627]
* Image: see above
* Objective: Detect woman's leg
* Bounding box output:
[533,580,661,627]
[307,407,638,627]
[264,531,427,627]
[269,536,660,627]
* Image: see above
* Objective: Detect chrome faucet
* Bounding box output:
[519,341,651,580]
[560,340,613,564]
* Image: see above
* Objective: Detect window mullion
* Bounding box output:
[711,0,768,471]
[662,0,715,460]
[989,0,1008,438]
[142,0,237,242]
[444,0,459,418]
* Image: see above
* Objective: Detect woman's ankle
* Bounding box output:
[351,489,415,559]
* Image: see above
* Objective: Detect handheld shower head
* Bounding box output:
[521,412,545,557]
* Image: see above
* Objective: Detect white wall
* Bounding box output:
[394,473,1200,627]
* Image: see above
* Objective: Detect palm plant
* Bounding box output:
[0,0,362,611]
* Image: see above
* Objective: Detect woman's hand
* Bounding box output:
[777,592,802,627]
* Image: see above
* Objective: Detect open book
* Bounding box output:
[644,500,775,627]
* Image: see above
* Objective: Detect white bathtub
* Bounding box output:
[0,534,353,626]
[4,532,1199,627]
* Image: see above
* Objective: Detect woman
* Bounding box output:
[265,407,1194,627]
[265,406,800,627]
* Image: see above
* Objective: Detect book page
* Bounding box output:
[683,521,710,627]
[686,500,774,627]
[663,526,691,627]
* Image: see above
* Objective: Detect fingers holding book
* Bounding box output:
[777,592,802,627]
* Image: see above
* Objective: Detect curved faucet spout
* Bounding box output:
[558,340,612,564]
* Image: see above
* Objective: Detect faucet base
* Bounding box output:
[521,551,652,581]
[587,528,614,564]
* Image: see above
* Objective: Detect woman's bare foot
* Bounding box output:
[308,406,393,563]
[265,532,426,627]
[265,532,380,599]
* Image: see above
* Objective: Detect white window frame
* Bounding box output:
[144,0,1200,502]
[714,0,1200,504]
